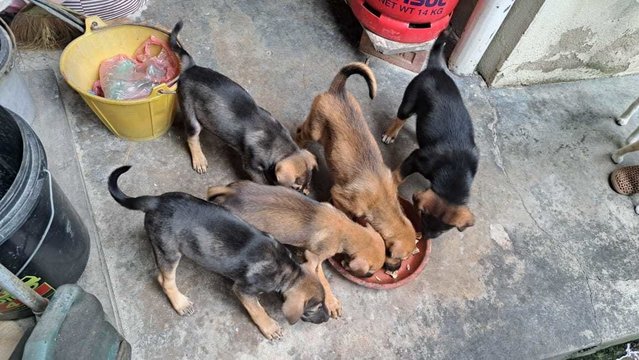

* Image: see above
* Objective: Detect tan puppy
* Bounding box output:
[207,181,386,318]
[296,63,416,271]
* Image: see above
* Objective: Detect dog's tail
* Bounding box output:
[328,62,377,99]
[108,166,160,212]
[426,28,452,71]
[206,185,235,202]
[169,20,195,72]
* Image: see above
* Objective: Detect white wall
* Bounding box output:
[478,0,639,87]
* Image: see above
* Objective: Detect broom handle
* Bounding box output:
[29,0,85,32]
[0,263,48,316]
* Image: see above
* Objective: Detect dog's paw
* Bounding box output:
[381,133,396,144]
[172,296,195,316]
[326,295,342,318]
[191,157,208,174]
[259,319,283,340]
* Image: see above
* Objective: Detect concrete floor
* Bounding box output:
[4,0,639,359]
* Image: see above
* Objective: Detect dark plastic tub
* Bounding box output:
[0,106,90,320]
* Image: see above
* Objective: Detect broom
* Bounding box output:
[10,0,84,49]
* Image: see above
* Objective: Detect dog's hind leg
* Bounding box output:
[155,251,195,316]
[181,99,208,174]
[382,81,419,144]
[232,284,283,340]
[296,108,325,148]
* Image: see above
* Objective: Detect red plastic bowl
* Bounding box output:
[328,197,431,289]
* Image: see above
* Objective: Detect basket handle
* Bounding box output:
[151,83,178,96]
[84,16,108,35]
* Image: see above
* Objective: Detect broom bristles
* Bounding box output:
[10,5,81,49]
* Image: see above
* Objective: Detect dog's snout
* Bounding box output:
[302,306,330,324]
[384,259,402,272]
[352,270,375,279]
[423,231,442,239]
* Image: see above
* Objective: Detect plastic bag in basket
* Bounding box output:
[93,36,179,100]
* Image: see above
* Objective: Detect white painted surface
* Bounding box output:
[481,0,639,87]
[449,0,516,75]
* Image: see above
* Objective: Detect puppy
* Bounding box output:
[169,21,317,193]
[207,181,386,318]
[296,63,416,271]
[108,166,328,339]
[381,30,478,239]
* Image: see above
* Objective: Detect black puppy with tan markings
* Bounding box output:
[108,166,328,340]
[296,63,417,271]
[382,30,478,239]
[207,181,386,318]
[169,21,317,193]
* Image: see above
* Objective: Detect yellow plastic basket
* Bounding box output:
[60,17,178,141]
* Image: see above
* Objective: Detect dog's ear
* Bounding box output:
[412,189,440,216]
[282,290,305,325]
[448,206,475,232]
[414,190,475,231]
[301,149,318,170]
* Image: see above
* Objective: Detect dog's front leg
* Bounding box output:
[316,260,341,318]
[232,284,283,340]
[393,149,423,185]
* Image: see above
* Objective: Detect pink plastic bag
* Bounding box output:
[91,36,179,100]
[133,36,180,83]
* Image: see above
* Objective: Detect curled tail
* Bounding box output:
[206,185,235,202]
[426,28,452,70]
[108,166,159,212]
[329,62,377,99]
[169,20,195,72]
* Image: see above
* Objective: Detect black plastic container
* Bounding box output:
[0,106,90,320]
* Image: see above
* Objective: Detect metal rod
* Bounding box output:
[30,0,85,32]
[0,263,48,315]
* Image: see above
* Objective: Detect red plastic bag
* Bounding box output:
[91,36,179,100]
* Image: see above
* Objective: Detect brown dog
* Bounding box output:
[296,63,416,271]
[207,181,386,318]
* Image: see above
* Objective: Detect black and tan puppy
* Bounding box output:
[169,21,317,193]
[207,181,386,318]
[381,30,478,239]
[296,63,417,271]
[108,166,328,339]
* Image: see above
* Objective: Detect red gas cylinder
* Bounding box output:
[349,0,459,43]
